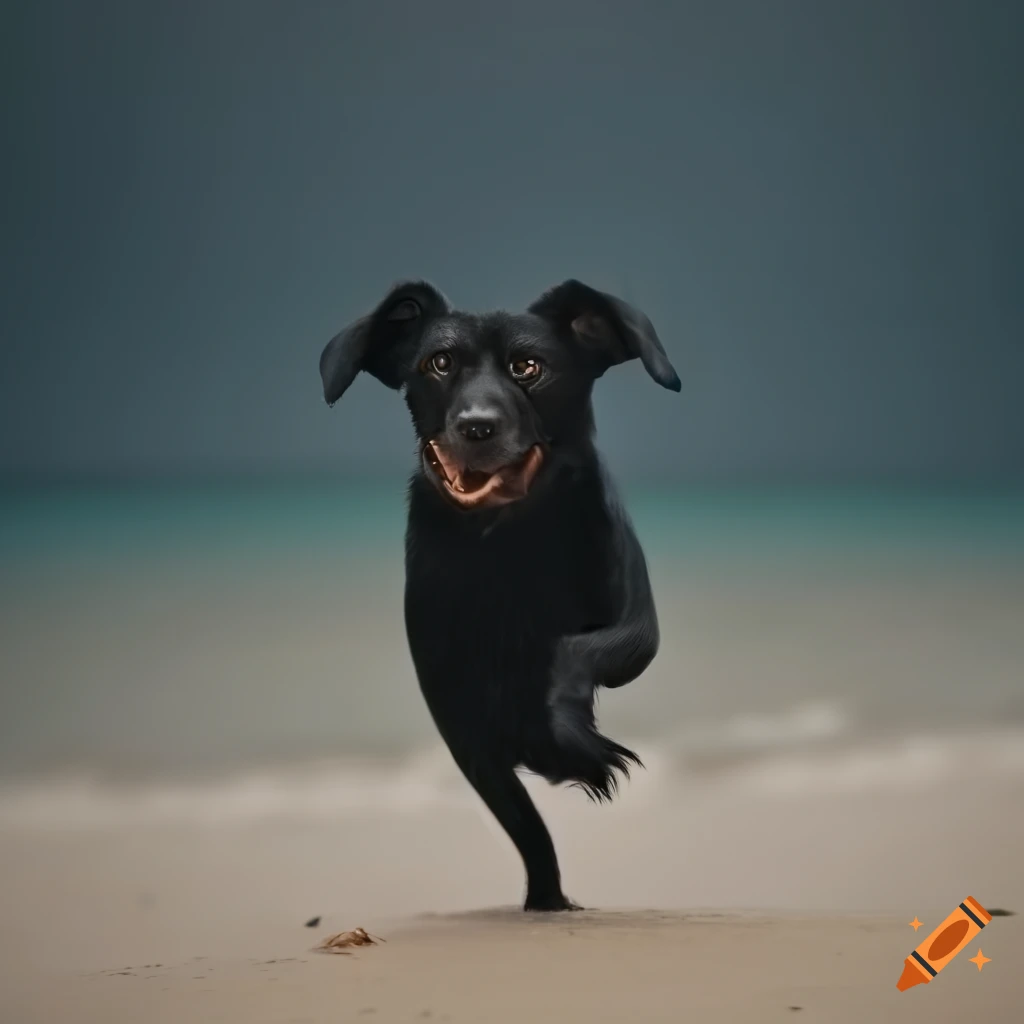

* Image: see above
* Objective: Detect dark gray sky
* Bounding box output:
[2,0,1021,482]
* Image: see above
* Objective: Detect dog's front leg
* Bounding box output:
[553,518,659,699]
[541,522,655,798]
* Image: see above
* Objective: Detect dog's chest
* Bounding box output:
[404,514,608,677]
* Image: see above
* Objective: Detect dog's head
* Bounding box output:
[319,280,679,511]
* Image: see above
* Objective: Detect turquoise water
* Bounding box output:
[3,480,1023,565]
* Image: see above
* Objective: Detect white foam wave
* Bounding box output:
[2,726,1023,832]
[725,730,1024,796]
[0,746,474,830]
[664,701,851,756]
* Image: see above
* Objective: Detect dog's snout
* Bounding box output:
[456,412,500,442]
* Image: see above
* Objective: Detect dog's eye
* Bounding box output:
[509,358,541,382]
[421,352,453,376]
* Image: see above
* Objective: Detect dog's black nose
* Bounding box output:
[457,415,499,442]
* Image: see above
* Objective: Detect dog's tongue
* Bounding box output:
[450,464,516,502]
[427,443,543,509]
[457,469,494,493]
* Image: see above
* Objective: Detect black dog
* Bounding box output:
[319,279,679,911]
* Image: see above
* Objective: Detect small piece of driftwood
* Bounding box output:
[315,927,385,955]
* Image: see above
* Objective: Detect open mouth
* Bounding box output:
[422,441,545,510]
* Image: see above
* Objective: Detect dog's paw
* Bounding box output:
[524,892,583,912]
[544,691,642,803]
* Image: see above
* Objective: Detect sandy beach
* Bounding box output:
[2,761,1021,1024]
[5,906,1022,1024]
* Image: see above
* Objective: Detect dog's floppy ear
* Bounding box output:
[528,279,680,392]
[319,281,451,406]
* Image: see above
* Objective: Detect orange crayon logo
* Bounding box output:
[897,896,992,991]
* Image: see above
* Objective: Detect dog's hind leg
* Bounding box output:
[449,748,580,912]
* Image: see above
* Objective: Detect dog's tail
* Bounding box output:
[526,694,642,803]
